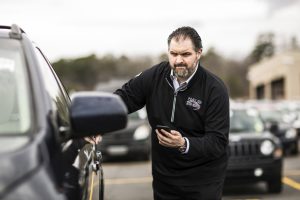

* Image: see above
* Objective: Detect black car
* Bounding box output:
[0,24,127,200]
[99,108,151,161]
[225,108,283,193]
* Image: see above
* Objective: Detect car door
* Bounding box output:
[34,48,100,200]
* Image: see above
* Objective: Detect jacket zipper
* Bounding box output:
[165,77,188,123]
[171,92,177,122]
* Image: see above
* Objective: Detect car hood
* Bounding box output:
[0,137,29,153]
[277,122,291,131]
[266,120,291,131]
[229,131,275,142]
[105,119,148,135]
[0,137,41,196]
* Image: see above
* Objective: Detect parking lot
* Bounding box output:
[99,141,300,200]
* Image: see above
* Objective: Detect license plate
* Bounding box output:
[107,145,128,156]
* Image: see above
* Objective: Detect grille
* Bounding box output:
[228,141,261,158]
[227,140,276,167]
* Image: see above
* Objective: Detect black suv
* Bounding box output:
[99,109,151,161]
[225,108,283,193]
[0,24,127,200]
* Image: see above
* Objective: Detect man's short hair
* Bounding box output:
[168,26,202,51]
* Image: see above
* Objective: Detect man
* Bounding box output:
[114,26,229,200]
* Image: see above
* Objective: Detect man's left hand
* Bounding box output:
[155,129,185,148]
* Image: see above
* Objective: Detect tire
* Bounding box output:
[267,178,282,193]
[138,152,150,161]
[99,167,104,200]
[143,152,150,161]
[290,141,299,155]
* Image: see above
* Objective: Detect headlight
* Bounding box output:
[293,120,300,128]
[260,140,274,155]
[133,125,150,140]
[286,128,297,139]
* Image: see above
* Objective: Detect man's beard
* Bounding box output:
[173,63,196,80]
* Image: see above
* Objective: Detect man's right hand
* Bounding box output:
[84,135,102,145]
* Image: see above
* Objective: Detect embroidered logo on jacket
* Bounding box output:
[186,97,202,110]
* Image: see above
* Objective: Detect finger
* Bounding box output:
[84,137,93,144]
[158,129,173,139]
[156,129,166,139]
[156,131,168,142]
[170,130,180,136]
[95,135,102,144]
[158,139,172,147]
[160,128,171,135]
[155,130,163,140]
[156,131,172,145]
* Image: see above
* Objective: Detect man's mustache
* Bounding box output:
[174,63,187,68]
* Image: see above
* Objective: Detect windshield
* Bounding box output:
[0,38,31,135]
[259,109,283,123]
[230,109,264,134]
[129,111,140,120]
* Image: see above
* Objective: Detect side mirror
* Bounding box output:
[269,122,279,134]
[70,92,128,138]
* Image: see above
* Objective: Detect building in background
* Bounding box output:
[247,51,300,100]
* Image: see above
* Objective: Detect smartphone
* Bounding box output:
[156,125,171,133]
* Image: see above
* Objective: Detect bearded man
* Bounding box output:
[114,26,230,200]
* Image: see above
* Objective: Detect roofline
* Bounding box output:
[0,25,25,33]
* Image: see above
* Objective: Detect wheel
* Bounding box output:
[267,178,282,193]
[140,151,151,161]
[290,141,299,155]
[99,166,104,200]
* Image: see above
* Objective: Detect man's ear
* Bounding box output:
[196,49,202,60]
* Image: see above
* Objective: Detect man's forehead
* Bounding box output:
[169,37,194,52]
[170,36,192,43]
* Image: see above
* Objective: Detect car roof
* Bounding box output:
[0,29,10,38]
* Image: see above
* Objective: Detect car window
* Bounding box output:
[260,110,283,122]
[128,108,147,120]
[0,38,31,135]
[230,109,264,134]
[129,111,140,120]
[34,48,70,129]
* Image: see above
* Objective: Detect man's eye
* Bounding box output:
[182,53,191,57]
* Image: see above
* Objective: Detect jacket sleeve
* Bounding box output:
[114,69,153,114]
[187,85,229,160]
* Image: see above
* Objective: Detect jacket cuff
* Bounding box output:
[181,137,190,154]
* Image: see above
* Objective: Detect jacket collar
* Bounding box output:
[170,63,199,86]
[166,61,202,88]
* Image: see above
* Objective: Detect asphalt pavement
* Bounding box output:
[99,146,300,200]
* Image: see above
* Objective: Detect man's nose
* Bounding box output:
[175,55,184,63]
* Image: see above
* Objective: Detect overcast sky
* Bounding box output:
[1,0,300,61]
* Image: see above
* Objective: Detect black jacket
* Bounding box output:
[115,61,229,185]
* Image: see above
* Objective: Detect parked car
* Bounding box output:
[225,108,283,193]
[259,108,298,155]
[247,101,298,155]
[293,112,300,137]
[99,108,151,161]
[0,24,127,200]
